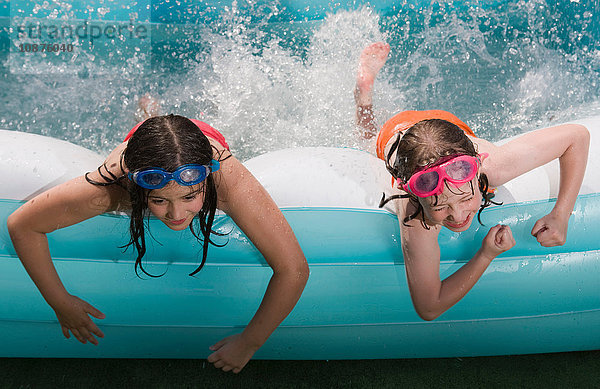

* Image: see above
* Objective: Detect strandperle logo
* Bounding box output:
[9,1,151,75]
[14,19,149,45]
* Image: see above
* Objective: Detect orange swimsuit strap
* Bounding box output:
[124,119,230,150]
[375,110,475,160]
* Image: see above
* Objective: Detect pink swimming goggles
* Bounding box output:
[400,153,487,197]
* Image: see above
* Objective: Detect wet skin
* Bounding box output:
[146,182,205,231]
[418,178,482,232]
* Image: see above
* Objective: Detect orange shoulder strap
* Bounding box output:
[375,110,474,160]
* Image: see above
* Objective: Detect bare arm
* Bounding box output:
[207,154,309,373]
[480,123,590,246]
[7,175,125,343]
[401,219,514,321]
[6,145,127,344]
[398,192,515,321]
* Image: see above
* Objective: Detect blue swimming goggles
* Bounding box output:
[129,160,220,190]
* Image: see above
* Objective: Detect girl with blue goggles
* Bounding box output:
[9,112,308,375]
[129,160,220,189]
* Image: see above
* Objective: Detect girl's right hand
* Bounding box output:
[480,224,515,260]
[52,295,105,345]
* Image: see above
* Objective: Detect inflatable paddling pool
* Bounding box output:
[0,116,599,359]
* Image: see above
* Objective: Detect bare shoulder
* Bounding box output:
[395,196,440,243]
[467,135,500,183]
[469,135,498,154]
[86,142,128,183]
[83,142,130,208]
[207,137,239,202]
[477,123,589,187]
[9,174,127,234]
[207,144,278,220]
[209,138,232,160]
[400,210,440,240]
[212,152,264,214]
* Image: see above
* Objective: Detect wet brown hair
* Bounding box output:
[86,114,231,277]
[379,119,498,228]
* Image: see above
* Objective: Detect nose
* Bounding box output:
[448,205,468,222]
[166,203,186,220]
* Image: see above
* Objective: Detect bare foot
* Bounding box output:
[355,42,390,138]
[135,94,161,121]
[354,42,390,106]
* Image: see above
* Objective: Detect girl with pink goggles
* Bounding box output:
[400,153,487,197]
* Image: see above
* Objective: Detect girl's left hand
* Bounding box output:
[480,224,516,260]
[207,333,259,373]
[531,213,568,247]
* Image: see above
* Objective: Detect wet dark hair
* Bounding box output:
[86,114,231,277]
[379,119,499,228]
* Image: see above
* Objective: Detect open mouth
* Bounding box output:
[445,213,472,229]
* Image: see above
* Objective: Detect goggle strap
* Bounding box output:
[210,159,220,173]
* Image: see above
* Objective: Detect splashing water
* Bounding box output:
[2,0,599,159]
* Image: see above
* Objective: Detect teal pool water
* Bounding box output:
[2,0,599,159]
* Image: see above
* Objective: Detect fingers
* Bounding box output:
[487,223,504,235]
[207,351,218,363]
[482,224,515,256]
[84,306,105,339]
[531,217,567,247]
[55,296,109,346]
[86,304,106,320]
[210,357,227,370]
[495,225,512,245]
[486,224,506,242]
[495,225,506,245]
[58,304,105,345]
[80,327,99,346]
[222,365,234,373]
[531,219,547,238]
[535,226,565,247]
[533,226,549,240]
[207,355,242,374]
[67,326,100,345]
[61,325,70,339]
[207,351,226,370]
[209,338,226,352]
[70,328,86,344]
[498,225,515,247]
[89,323,105,339]
[207,337,250,374]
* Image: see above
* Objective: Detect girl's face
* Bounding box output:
[146,182,205,231]
[419,178,481,232]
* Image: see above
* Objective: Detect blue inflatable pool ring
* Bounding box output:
[1,113,599,359]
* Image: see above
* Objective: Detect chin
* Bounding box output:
[165,223,190,231]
